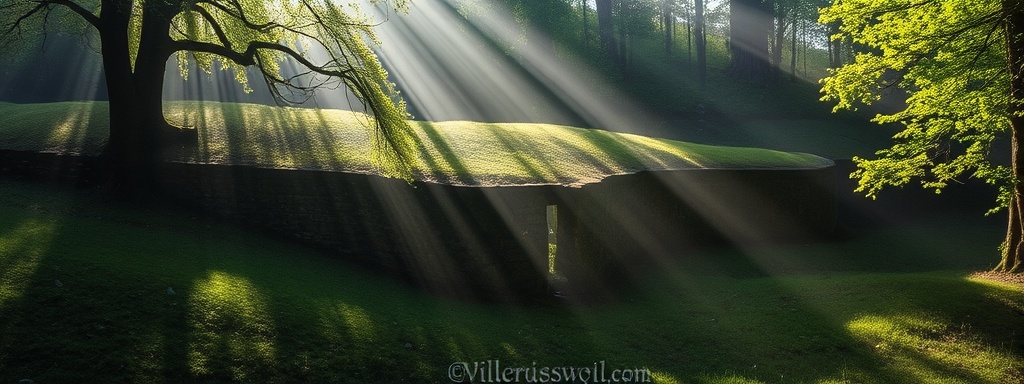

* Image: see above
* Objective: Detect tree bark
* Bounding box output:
[582,0,589,48]
[98,0,179,195]
[802,16,807,76]
[1000,0,1024,273]
[729,0,772,80]
[664,1,673,54]
[686,9,692,66]
[771,5,786,79]
[790,9,797,81]
[695,0,706,91]
[99,0,144,193]
[827,21,842,68]
[596,0,617,63]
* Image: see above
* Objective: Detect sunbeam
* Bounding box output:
[370,0,656,133]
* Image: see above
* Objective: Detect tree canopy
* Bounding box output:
[820,0,1023,272]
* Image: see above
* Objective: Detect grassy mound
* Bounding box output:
[0,101,831,186]
[0,180,1021,383]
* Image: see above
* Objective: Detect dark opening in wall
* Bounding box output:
[546,204,557,275]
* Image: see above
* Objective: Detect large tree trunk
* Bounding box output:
[729,0,772,80]
[99,0,146,193]
[1000,0,1024,273]
[98,0,178,196]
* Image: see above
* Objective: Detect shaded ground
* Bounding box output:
[0,179,1021,383]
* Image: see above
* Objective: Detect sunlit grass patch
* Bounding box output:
[0,101,831,186]
[188,271,277,380]
[0,101,108,154]
[846,314,1022,383]
[0,219,55,310]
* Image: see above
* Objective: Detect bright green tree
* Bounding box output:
[820,0,1024,272]
[0,0,414,191]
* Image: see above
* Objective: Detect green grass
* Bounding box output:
[0,101,830,186]
[0,179,1021,383]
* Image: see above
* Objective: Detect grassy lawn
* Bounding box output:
[0,179,1021,383]
[0,101,829,186]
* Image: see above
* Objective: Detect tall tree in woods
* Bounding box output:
[821,0,1024,272]
[729,0,772,80]
[615,0,658,72]
[580,0,590,47]
[663,0,674,54]
[0,0,414,192]
[788,1,797,79]
[504,0,575,54]
[597,0,617,61]
[770,0,792,78]
[695,0,706,90]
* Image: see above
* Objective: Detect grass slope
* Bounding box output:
[0,101,830,186]
[0,180,1022,383]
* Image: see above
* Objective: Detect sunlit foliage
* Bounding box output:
[820,1,1011,212]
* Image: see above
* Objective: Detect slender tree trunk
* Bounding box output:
[664,1,673,54]
[827,21,842,68]
[1000,0,1024,273]
[772,8,786,73]
[582,0,589,48]
[687,11,692,66]
[790,9,797,81]
[826,32,833,66]
[802,17,807,76]
[596,0,617,62]
[695,0,706,91]
[672,10,678,55]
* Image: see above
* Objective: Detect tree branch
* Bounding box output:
[196,0,279,33]
[31,0,100,29]
[2,3,47,36]
[189,3,233,50]
[170,39,357,80]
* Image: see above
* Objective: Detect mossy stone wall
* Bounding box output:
[0,150,837,302]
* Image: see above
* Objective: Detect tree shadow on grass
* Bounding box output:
[0,181,1021,383]
[409,121,475,185]
[0,185,594,381]
[633,264,1024,383]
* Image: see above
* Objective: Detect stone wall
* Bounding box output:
[0,150,838,302]
[552,168,837,299]
[156,162,553,303]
